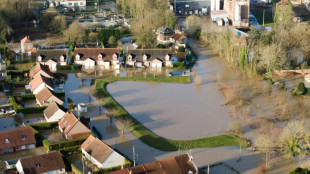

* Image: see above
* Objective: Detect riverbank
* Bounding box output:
[95,76,248,151]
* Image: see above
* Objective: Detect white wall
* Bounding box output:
[46,110,66,122]
[101,151,125,169]
[16,160,24,174]
[33,83,47,94]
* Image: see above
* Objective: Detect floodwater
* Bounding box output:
[107,81,232,140]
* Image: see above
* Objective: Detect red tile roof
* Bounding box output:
[0,127,36,150]
[29,74,53,92]
[19,152,65,174]
[58,112,78,134]
[171,33,185,41]
[111,154,197,174]
[29,63,54,79]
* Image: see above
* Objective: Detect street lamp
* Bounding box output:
[178,144,181,156]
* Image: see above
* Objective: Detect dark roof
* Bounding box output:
[157,26,175,36]
[36,49,67,62]
[43,102,67,119]
[81,135,115,163]
[75,48,119,61]
[128,49,172,62]
[175,0,210,12]
[0,127,36,149]
[111,154,197,174]
[19,152,65,174]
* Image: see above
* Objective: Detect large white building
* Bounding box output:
[49,0,86,7]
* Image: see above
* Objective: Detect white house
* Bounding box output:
[16,152,66,174]
[43,102,67,122]
[83,58,96,69]
[44,59,57,71]
[29,74,54,94]
[81,135,126,169]
[150,58,163,68]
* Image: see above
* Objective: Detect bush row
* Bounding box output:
[11,58,36,64]
[92,126,102,140]
[93,159,132,174]
[10,96,18,111]
[30,122,58,130]
[13,94,36,100]
[57,65,82,70]
[44,137,87,151]
[17,107,47,114]
[173,62,185,68]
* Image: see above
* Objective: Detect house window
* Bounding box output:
[80,2,84,5]
[35,163,40,167]
[67,125,70,129]
[64,121,68,125]
[3,149,9,153]
[5,139,9,143]
[22,135,26,140]
[68,3,72,6]
[87,140,90,144]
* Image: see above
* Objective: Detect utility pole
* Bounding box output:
[133,144,136,166]
[263,9,265,28]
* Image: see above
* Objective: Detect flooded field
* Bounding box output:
[107,81,232,140]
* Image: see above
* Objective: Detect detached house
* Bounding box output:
[36,49,68,70]
[21,36,36,56]
[126,49,173,68]
[75,48,120,69]
[170,33,186,44]
[81,135,126,169]
[156,26,175,43]
[111,154,198,174]
[35,87,63,106]
[29,63,54,79]
[58,112,90,139]
[29,74,54,94]
[16,152,66,174]
[0,127,36,154]
[43,102,67,122]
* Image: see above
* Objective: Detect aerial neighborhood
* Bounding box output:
[0,0,310,173]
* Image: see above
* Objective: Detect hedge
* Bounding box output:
[13,94,36,100]
[93,159,132,174]
[173,62,185,68]
[57,65,82,70]
[46,137,87,151]
[10,96,18,111]
[92,126,102,140]
[30,122,58,130]
[17,106,47,114]
[71,163,83,174]
[11,58,36,64]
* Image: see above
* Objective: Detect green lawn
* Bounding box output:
[95,76,248,151]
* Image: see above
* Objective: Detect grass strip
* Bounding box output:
[95,76,248,151]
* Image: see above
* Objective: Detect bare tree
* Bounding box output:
[278,121,310,157]
[115,118,133,137]
[254,134,273,167]
[185,15,202,34]
[106,109,119,127]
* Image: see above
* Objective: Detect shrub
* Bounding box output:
[48,137,87,151]
[6,65,17,70]
[17,107,47,114]
[289,167,310,174]
[10,96,18,111]
[92,159,132,174]
[13,94,36,100]
[30,122,58,130]
[57,65,82,70]
[173,62,184,68]
[177,46,186,52]
[297,82,306,95]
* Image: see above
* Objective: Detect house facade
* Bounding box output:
[75,48,120,69]
[16,152,66,174]
[0,58,7,81]
[126,49,173,68]
[81,135,126,169]
[58,112,90,139]
[224,0,250,27]
[35,87,63,106]
[21,36,36,56]
[29,74,54,95]
[156,26,175,43]
[0,127,36,154]
[43,102,67,122]
[36,49,68,67]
